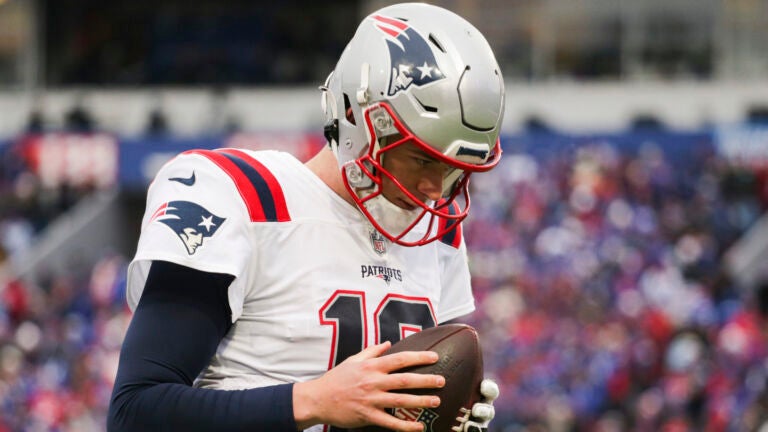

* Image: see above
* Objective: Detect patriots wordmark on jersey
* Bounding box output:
[127,148,473,432]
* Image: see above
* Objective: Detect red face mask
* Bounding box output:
[341,102,502,246]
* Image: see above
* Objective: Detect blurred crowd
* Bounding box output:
[0,255,128,432]
[465,136,768,431]
[1,131,768,431]
[0,138,129,431]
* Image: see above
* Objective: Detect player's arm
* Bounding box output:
[107,260,297,431]
[108,260,444,432]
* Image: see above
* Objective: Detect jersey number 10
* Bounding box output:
[319,290,438,432]
[319,290,437,370]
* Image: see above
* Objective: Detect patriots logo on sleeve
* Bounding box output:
[149,201,225,255]
[371,14,445,96]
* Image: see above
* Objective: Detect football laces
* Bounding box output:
[451,407,472,432]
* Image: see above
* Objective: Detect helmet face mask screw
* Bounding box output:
[371,107,396,136]
[346,164,363,184]
[374,116,390,132]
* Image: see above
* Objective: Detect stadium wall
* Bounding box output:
[0,81,767,139]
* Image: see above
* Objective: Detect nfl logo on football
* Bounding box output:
[391,407,438,431]
[369,229,387,255]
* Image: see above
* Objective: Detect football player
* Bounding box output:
[108,3,503,431]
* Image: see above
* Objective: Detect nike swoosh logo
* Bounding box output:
[168,171,196,186]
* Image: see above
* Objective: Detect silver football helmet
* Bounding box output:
[321,2,505,246]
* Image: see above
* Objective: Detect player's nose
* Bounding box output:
[417,170,443,202]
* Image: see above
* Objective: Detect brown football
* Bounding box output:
[353,323,484,432]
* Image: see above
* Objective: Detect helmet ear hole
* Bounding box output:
[428,34,446,53]
[414,96,438,113]
[343,93,357,125]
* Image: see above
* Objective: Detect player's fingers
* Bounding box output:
[471,402,495,421]
[377,392,441,411]
[384,372,445,390]
[347,341,392,362]
[375,350,438,372]
[365,408,430,432]
[479,379,500,401]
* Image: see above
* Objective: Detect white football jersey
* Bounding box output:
[127,148,474,431]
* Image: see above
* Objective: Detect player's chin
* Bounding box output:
[392,192,431,211]
[396,198,419,211]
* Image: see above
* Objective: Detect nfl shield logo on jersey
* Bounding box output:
[369,229,387,255]
[150,200,225,255]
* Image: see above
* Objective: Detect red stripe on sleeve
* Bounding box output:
[184,149,267,222]
[217,148,290,222]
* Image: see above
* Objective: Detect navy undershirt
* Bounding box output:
[107,260,298,431]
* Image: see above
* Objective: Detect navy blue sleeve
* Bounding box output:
[107,260,298,432]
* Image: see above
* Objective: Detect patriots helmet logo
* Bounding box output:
[150,201,225,255]
[371,14,445,96]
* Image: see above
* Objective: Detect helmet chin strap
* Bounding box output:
[323,119,339,147]
[320,72,339,148]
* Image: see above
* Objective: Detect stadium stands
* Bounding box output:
[2,123,768,430]
[2,0,768,430]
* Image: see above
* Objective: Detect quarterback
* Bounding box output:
[108,3,504,431]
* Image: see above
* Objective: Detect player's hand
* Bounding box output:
[293,341,445,431]
[452,379,499,432]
